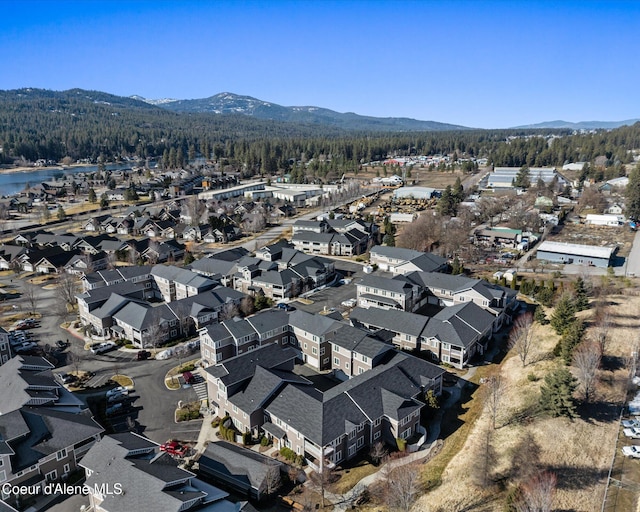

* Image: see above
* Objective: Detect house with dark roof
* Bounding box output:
[0,327,10,366]
[198,441,286,501]
[199,310,290,367]
[356,274,422,312]
[369,245,448,275]
[288,310,342,371]
[151,265,217,302]
[291,219,377,256]
[0,407,103,504]
[350,307,429,352]
[329,325,395,378]
[80,433,239,512]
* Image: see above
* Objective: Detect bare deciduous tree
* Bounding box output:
[572,341,600,402]
[219,302,240,322]
[387,463,421,512]
[22,282,39,315]
[627,340,640,380]
[239,296,255,316]
[592,307,611,359]
[263,463,282,496]
[509,312,536,367]
[308,466,335,509]
[485,375,506,429]
[514,471,557,512]
[57,270,80,308]
[369,441,388,466]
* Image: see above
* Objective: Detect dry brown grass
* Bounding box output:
[414,290,640,512]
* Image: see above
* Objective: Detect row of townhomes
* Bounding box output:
[0,230,185,273]
[0,356,104,506]
[76,244,337,346]
[291,218,378,256]
[202,343,445,472]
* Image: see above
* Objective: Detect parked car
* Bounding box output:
[107,392,129,404]
[624,427,640,439]
[105,403,124,416]
[160,441,188,457]
[137,350,152,360]
[56,373,77,385]
[623,445,640,458]
[623,419,640,428]
[91,342,117,355]
[339,278,352,285]
[276,303,295,311]
[156,348,175,360]
[341,298,357,307]
[106,386,129,399]
[183,371,195,385]
[55,340,70,350]
[13,342,38,353]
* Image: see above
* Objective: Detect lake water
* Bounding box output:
[0,163,135,196]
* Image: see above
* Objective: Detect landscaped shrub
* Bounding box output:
[179,363,196,373]
[260,436,270,447]
[295,454,305,466]
[396,438,407,452]
[527,373,540,382]
[279,447,296,461]
[242,432,251,445]
[211,418,221,428]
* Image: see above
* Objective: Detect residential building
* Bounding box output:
[356,274,422,312]
[80,433,238,512]
[288,310,341,370]
[0,327,10,366]
[369,245,447,275]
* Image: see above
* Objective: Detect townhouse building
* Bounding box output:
[369,245,447,275]
[356,274,422,312]
[0,327,10,366]
[288,310,341,370]
[80,433,239,512]
[199,310,289,367]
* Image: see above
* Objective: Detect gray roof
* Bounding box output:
[370,245,425,261]
[82,434,215,512]
[199,441,283,493]
[0,358,61,414]
[330,325,392,359]
[245,310,289,336]
[4,407,102,473]
[265,351,443,446]
[205,344,299,387]
[350,307,429,337]
[292,231,334,244]
[288,310,340,337]
[358,274,417,294]
[423,302,495,349]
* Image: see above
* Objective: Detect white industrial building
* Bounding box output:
[536,241,614,268]
[486,167,568,189]
[393,187,438,200]
[584,214,625,227]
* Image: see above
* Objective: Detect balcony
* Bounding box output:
[304,440,333,459]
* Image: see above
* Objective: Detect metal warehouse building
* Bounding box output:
[536,241,615,268]
[393,186,438,200]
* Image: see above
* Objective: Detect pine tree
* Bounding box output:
[550,293,576,335]
[573,277,589,311]
[539,367,578,418]
[534,306,549,325]
[56,205,66,221]
[626,165,640,221]
[560,319,585,364]
[87,187,97,203]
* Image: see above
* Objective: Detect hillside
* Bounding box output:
[137,92,470,132]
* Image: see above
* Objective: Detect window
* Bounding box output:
[374,418,381,427]
[323,358,329,365]
[357,437,365,448]
[349,430,356,440]
[312,347,317,355]
[63,463,70,474]
[334,357,340,366]
[320,347,325,355]
[361,355,368,363]
[56,448,67,461]
[334,346,339,353]
[358,367,364,375]
[348,445,357,457]
[303,343,307,350]
[345,362,350,370]
[373,431,381,440]
[232,405,238,413]
[45,470,57,482]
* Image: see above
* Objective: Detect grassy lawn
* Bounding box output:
[328,459,380,495]
[111,375,134,388]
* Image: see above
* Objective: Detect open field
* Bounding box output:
[358,166,466,189]
[414,289,640,512]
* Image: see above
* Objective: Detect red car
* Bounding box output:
[160,441,188,457]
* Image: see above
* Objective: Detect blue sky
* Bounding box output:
[1,0,638,128]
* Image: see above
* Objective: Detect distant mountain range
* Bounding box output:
[131,92,471,132]
[513,119,640,130]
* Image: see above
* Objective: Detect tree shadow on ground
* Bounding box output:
[577,399,621,424]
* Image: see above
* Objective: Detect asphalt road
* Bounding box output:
[0,272,200,445]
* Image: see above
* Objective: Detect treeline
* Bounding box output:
[1,88,639,180]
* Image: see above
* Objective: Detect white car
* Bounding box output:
[13,342,38,353]
[624,428,640,439]
[622,419,640,429]
[341,298,357,308]
[91,342,117,355]
[622,445,640,458]
[106,386,129,399]
[156,348,174,360]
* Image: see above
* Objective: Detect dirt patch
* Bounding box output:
[548,223,635,258]
[415,291,640,512]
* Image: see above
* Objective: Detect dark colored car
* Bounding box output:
[182,371,195,385]
[137,350,152,360]
[276,303,295,311]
